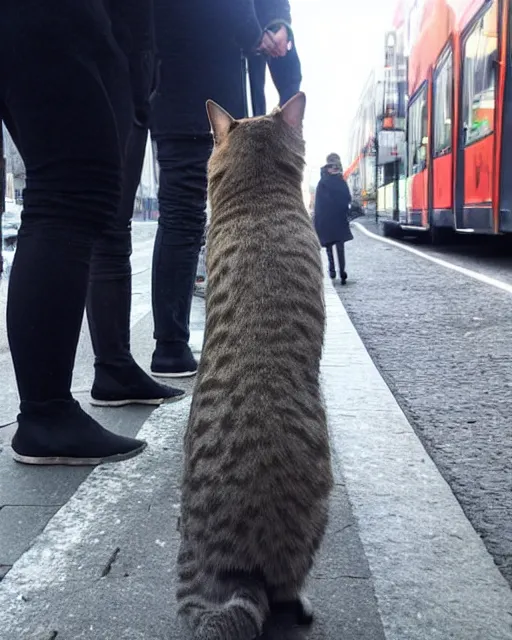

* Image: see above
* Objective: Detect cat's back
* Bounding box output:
[206,192,324,347]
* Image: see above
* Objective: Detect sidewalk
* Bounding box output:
[0,276,511,640]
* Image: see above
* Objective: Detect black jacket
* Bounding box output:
[256,0,292,30]
[314,168,353,247]
[151,0,292,138]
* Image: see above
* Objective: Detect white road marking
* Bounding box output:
[353,222,512,296]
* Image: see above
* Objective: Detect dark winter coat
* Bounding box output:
[151,0,292,138]
[255,0,291,31]
[314,168,353,247]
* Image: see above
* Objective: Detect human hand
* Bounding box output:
[272,25,290,57]
[257,30,280,57]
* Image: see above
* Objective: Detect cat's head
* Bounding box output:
[205,93,306,200]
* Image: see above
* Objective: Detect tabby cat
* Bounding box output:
[176,92,333,640]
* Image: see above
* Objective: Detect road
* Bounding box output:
[339,220,512,585]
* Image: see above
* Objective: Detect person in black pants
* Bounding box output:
[0,0,147,465]
[149,0,288,378]
[314,153,353,285]
[248,0,302,115]
[86,0,184,407]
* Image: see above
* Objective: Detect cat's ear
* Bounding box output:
[206,100,235,144]
[278,92,306,131]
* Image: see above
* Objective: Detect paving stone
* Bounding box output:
[0,505,60,564]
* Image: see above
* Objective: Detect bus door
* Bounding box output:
[458,0,499,233]
[406,82,429,227]
[496,0,512,231]
[432,44,455,229]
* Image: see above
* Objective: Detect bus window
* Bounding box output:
[462,2,498,145]
[408,85,428,175]
[434,49,453,156]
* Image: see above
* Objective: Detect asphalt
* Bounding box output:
[339,221,512,587]
[1,228,511,639]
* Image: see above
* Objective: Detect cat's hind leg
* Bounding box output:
[269,585,314,626]
[194,576,269,640]
[179,567,270,640]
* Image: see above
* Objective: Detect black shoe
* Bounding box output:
[341,272,348,285]
[329,270,336,279]
[151,342,198,379]
[11,400,146,466]
[90,361,185,407]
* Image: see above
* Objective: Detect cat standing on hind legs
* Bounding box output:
[176,92,333,640]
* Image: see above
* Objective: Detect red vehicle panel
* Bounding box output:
[409,170,428,224]
[464,135,494,205]
[433,153,453,209]
[408,0,457,96]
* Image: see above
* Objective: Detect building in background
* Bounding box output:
[344,5,407,222]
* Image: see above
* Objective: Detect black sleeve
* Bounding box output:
[314,181,327,215]
[217,0,264,53]
[342,180,352,205]
[255,0,292,30]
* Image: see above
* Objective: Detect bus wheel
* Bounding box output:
[382,220,403,240]
[430,225,455,246]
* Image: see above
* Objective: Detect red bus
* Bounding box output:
[348,0,511,242]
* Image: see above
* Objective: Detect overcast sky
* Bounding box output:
[265,0,393,187]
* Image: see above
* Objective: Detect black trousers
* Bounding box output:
[0,0,133,414]
[325,242,346,276]
[248,44,302,116]
[86,123,149,368]
[151,136,212,350]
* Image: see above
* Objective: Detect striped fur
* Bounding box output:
[177,93,333,640]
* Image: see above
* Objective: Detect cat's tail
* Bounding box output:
[180,580,269,640]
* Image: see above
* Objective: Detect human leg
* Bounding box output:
[1,0,145,464]
[87,123,184,406]
[325,244,336,279]
[151,135,212,378]
[335,242,347,284]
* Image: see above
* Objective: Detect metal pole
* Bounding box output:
[393,158,400,221]
[0,122,5,276]
[374,130,379,224]
[241,52,253,118]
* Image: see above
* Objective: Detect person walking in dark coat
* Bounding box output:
[314,153,353,285]
[247,0,302,115]
[149,0,290,378]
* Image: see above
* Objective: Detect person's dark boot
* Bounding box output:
[91,361,185,407]
[151,341,198,378]
[329,269,336,279]
[341,272,348,285]
[151,224,201,378]
[11,400,146,466]
[87,258,185,405]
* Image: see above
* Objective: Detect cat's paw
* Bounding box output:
[270,594,313,626]
[295,594,313,625]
